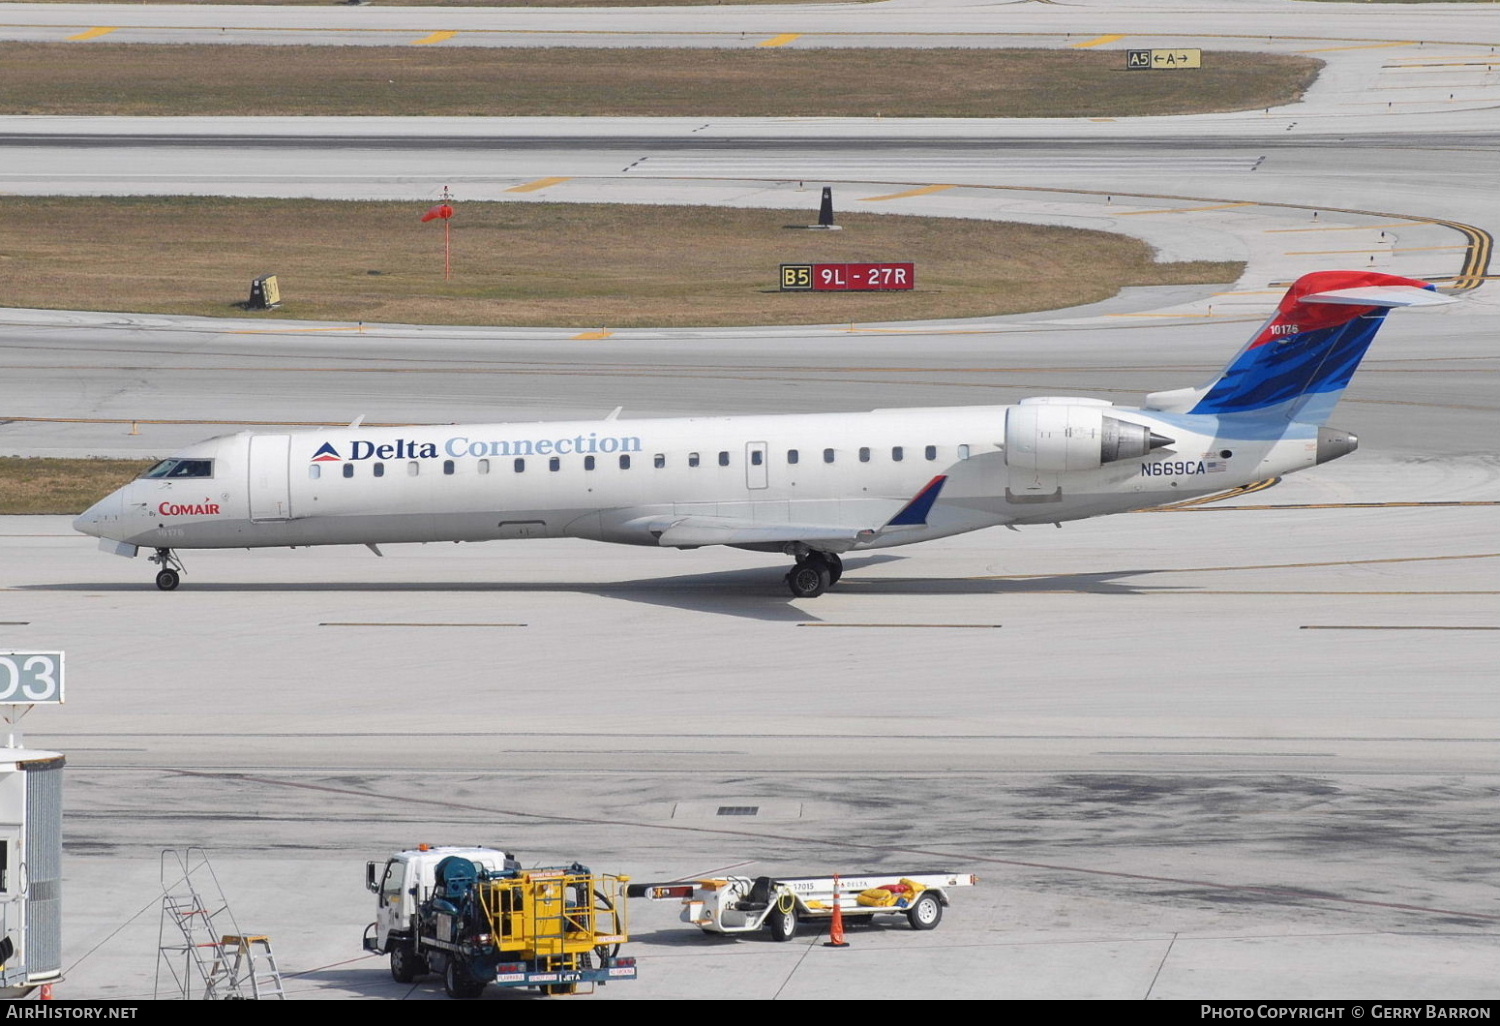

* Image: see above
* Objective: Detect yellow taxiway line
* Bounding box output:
[860,184,957,202]
[67,26,117,41]
[1071,34,1125,49]
[1115,202,1255,217]
[1285,245,1466,256]
[506,177,572,193]
[1296,40,1415,54]
[1266,222,1426,233]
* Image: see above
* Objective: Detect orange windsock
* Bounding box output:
[421,204,454,222]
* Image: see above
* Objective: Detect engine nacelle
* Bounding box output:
[1005,402,1173,473]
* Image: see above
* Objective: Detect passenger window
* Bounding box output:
[925,445,937,461]
[477,459,489,474]
[688,452,700,468]
[620,454,631,469]
[787,449,799,465]
[823,448,835,464]
[654,454,666,469]
[309,465,320,480]
[342,463,354,478]
[550,457,561,472]
[892,446,904,462]
[958,444,971,460]
[514,458,526,473]
[859,447,871,463]
[751,451,763,466]
[374,463,385,478]
[443,460,455,475]
[584,456,596,471]
[718,451,730,467]
[408,462,420,476]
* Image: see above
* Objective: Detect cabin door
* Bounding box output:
[248,434,292,521]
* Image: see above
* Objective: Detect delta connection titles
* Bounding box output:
[316,432,644,463]
[1202,1008,1490,1020]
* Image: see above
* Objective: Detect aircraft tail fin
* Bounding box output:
[1145,270,1453,423]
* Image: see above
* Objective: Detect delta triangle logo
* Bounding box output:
[311,442,342,462]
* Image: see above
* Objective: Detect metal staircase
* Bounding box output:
[155,848,285,1000]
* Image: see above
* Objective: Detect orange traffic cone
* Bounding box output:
[39,984,54,1000]
[824,874,850,948]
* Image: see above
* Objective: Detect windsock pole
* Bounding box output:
[442,185,452,280]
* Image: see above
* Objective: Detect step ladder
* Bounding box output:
[211,935,286,1000]
[155,848,286,1000]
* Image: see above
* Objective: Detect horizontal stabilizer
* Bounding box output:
[1300,285,1456,308]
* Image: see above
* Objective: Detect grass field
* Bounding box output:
[0,197,1244,328]
[0,459,152,515]
[0,45,1320,118]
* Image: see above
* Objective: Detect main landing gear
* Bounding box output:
[148,548,185,591]
[784,551,842,599]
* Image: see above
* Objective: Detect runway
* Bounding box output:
[0,0,1497,1002]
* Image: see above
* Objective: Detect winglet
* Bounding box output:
[884,475,947,528]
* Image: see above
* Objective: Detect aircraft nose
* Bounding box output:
[73,489,124,537]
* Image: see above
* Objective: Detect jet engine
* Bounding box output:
[1005,401,1174,473]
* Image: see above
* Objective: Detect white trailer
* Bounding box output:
[628,871,977,941]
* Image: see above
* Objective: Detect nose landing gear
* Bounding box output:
[785,550,843,599]
[149,548,185,591]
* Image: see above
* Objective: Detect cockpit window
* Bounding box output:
[140,459,214,479]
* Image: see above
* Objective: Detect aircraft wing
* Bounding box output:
[652,517,865,548]
[647,476,948,548]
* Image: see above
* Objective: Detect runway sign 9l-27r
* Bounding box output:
[0,652,65,704]
[780,263,915,291]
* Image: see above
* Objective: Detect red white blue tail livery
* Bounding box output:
[1150,271,1449,423]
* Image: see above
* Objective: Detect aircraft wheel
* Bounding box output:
[155,569,180,591]
[786,563,830,599]
[906,891,942,931]
[823,553,843,586]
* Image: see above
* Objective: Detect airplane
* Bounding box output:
[73,270,1453,598]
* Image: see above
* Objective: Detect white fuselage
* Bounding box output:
[75,402,1323,557]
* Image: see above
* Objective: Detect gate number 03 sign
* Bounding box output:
[0,652,65,704]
